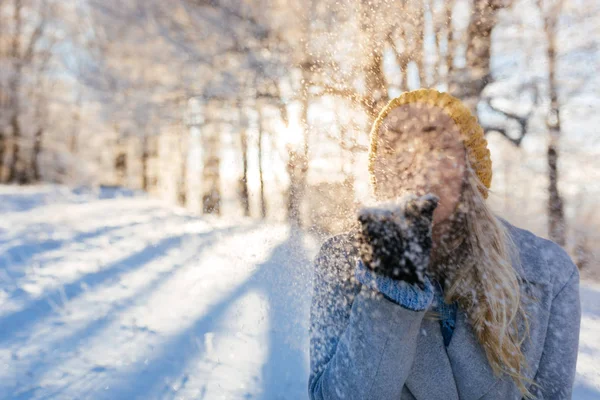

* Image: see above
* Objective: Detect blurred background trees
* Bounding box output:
[0,0,598,272]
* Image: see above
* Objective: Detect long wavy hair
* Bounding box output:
[433,160,532,397]
[368,89,532,395]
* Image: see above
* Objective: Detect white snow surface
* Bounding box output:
[0,185,598,400]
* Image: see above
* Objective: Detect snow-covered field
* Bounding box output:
[0,185,598,400]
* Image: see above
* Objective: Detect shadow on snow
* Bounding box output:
[95,228,313,400]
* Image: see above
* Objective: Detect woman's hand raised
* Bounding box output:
[356,194,438,289]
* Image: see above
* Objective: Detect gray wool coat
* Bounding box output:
[308,218,581,400]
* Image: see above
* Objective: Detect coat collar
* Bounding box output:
[405,316,459,400]
[405,308,501,400]
[445,309,501,399]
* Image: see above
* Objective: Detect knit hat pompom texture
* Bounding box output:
[369,89,492,199]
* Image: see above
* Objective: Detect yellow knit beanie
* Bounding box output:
[369,89,492,199]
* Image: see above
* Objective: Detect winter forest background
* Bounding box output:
[0,0,599,399]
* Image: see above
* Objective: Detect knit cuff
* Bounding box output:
[355,259,434,311]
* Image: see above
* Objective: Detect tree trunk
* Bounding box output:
[202,122,221,215]
[177,129,188,207]
[141,136,149,191]
[70,127,78,154]
[7,112,21,183]
[286,75,310,226]
[7,0,23,183]
[399,24,409,93]
[32,127,42,181]
[0,131,5,182]
[70,94,81,154]
[445,0,456,80]
[115,147,127,186]
[430,0,443,86]
[359,0,390,117]
[547,136,565,246]
[544,4,566,247]
[364,46,388,119]
[287,149,307,227]
[451,0,508,111]
[257,106,267,219]
[238,106,250,217]
[239,127,250,216]
[413,1,426,87]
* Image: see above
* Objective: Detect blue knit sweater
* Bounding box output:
[355,260,457,346]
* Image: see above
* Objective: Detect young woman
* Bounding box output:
[308,89,581,400]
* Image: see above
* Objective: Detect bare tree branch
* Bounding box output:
[22,0,49,63]
[481,83,539,146]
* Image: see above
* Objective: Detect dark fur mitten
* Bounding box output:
[356,194,438,287]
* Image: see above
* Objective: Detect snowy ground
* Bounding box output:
[0,185,598,400]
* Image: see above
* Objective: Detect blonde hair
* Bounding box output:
[368,89,532,396]
[442,163,532,397]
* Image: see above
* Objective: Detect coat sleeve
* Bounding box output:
[308,235,428,400]
[529,263,581,399]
